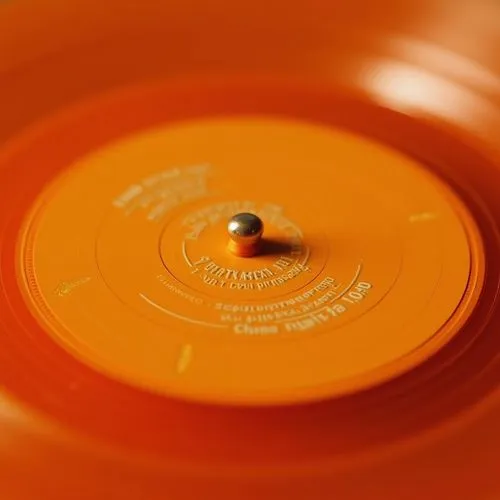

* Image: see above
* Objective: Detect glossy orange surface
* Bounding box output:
[1,1,500,500]
[16,105,483,405]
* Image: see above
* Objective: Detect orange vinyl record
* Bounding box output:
[1,1,500,499]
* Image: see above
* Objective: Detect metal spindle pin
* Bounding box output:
[227,212,264,257]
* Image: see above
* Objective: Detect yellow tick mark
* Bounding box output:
[176,344,193,374]
[409,212,438,223]
[54,277,91,297]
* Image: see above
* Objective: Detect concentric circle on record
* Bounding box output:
[15,99,484,405]
[1,79,500,500]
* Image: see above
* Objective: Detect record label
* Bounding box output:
[16,112,484,404]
